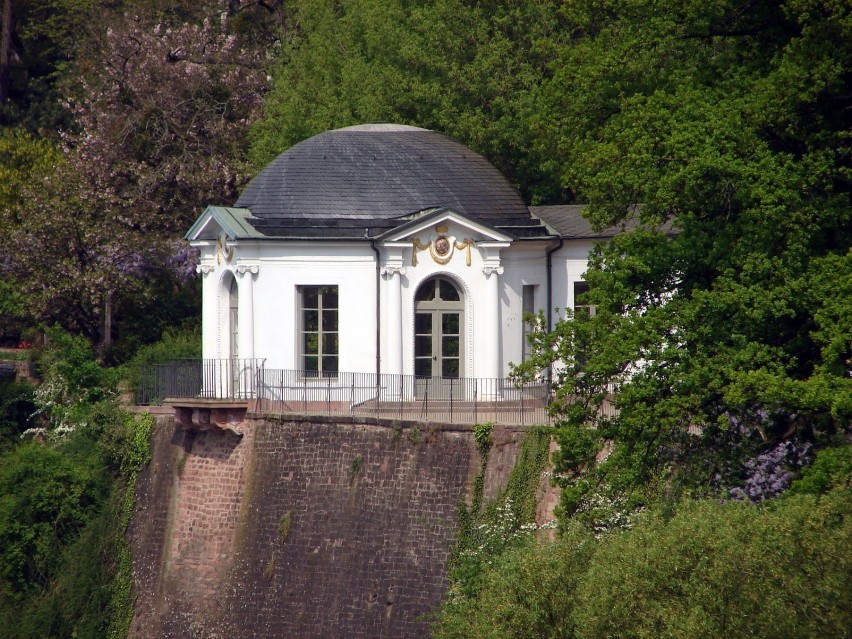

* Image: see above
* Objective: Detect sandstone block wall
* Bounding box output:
[131,414,551,638]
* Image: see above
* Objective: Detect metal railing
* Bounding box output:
[135,358,265,405]
[256,369,552,426]
[135,359,620,426]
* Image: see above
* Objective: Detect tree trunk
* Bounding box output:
[0,0,12,103]
[99,294,113,360]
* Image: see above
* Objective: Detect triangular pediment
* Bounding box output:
[379,208,514,243]
[185,206,264,242]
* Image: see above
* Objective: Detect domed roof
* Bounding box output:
[235,124,535,235]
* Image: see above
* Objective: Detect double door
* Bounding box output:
[414,310,461,378]
[413,277,464,397]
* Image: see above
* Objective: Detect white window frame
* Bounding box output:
[298,285,339,378]
[521,284,537,362]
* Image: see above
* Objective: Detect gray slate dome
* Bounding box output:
[235,124,545,238]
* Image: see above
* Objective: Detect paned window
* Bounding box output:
[299,285,338,377]
[228,277,239,359]
[521,285,536,362]
[573,281,594,369]
[573,281,595,318]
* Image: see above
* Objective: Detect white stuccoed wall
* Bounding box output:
[196,231,596,379]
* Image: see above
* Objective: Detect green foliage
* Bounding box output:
[0,129,60,213]
[0,409,153,638]
[503,429,551,525]
[575,489,851,639]
[105,277,201,366]
[0,0,97,131]
[278,511,293,542]
[0,130,61,342]
[31,326,121,432]
[250,0,575,203]
[407,426,422,444]
[123,326,201,394]
[5,492,125,639]
[434,526,595,639]
[0,379,35,452]
[435,488,852,639]
[106,411,153,639]
[510,0,852,519]
[0,441,107,603]
[0,323,154,638]
[448,428,551,603]
[0,349,30,361]
[473,422,493,457]
[788,444,852,496]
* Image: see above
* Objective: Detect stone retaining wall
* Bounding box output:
[128,413,545,638]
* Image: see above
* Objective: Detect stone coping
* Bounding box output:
[251,410,546,434]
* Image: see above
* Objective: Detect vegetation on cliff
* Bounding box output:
[434,477,851,639]
[0,329,152,638]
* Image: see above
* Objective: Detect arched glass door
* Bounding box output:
[414,276,464,379]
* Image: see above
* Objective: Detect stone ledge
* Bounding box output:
[165,399,250,436]
[251,411,546,435]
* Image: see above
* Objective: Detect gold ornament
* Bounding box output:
[434,236,451,256]
[216,236,234,264]
[455,239,473,266]
[410,236,474,266]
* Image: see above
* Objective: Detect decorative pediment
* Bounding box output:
[379,208,513,244]
[184,206,264,242]
[379,208,512,269]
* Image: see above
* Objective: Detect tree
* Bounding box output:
[2,6,270,354]
[66,10,268,234]
[0,0,11,102]
[0,129,61,342]
[575,491,851,639]
[0,0,96,131]
[4,159,168,351]
[516,0,851,515]
[433,489,851,639]
[250,0,576,203]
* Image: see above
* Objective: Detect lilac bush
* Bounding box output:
[727,440,812,502]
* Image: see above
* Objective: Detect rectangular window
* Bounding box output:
[573,281,594,370]
[573,281,595,318]
[299,285,338,377]
[522,285,536,362]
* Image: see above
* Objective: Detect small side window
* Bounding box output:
[521,284,537,362]
[573,281,595,318]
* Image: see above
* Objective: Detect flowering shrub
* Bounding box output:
[447,428,552,602]
[28,327,119,434]
[724,439,812,503]
[570,488,645,538]
[3,11,268,344]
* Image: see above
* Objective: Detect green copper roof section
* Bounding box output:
[185,206,264,241]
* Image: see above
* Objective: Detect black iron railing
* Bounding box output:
[135,359,618,426]
[135,358,266,405]
[256,369,552,426]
